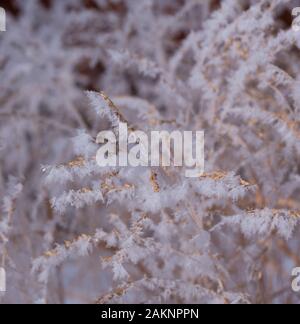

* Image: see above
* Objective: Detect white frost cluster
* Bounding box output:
[1,0,300,304]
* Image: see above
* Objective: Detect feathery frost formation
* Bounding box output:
[1,0,300,304]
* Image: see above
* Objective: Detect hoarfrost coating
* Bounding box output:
[1,0,300,304]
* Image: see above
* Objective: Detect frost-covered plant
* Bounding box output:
[1,0,300,304]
